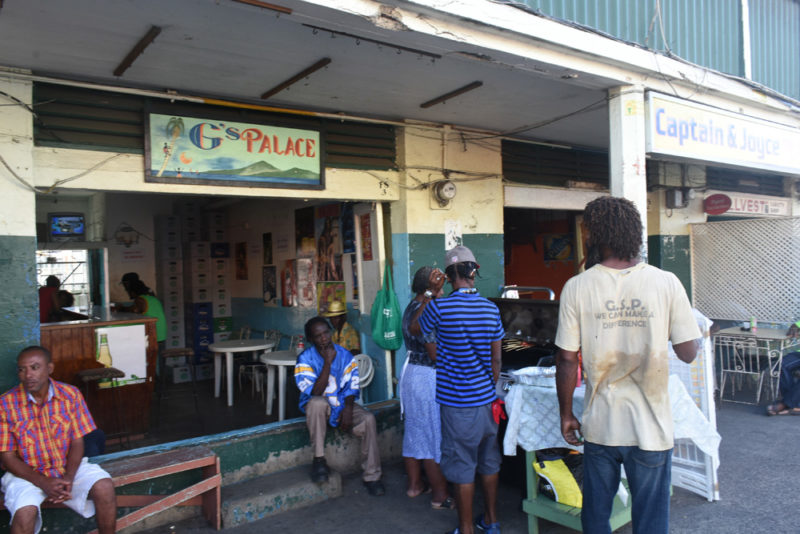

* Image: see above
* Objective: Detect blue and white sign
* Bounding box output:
[645,92,800,175]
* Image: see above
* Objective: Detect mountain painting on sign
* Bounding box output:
[145,112,324,189]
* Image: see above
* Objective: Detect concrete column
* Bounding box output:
[608,86,648,254]
[0,75,39,390]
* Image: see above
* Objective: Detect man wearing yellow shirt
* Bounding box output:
[323,301,360,355]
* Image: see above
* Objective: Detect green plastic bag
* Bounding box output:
[370,264,403,350]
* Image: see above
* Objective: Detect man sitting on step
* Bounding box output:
[294,316,384,496]
[0,346,117,534]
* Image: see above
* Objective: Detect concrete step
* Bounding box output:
[221,465,342,528]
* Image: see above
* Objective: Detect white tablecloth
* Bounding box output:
[503,374,721,470]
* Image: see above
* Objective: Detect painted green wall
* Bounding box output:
[405,233,505,299]
[648,234,693,301]
[0,236,40,392]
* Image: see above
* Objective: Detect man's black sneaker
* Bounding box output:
[363,480,385,496]
[310,457,329,483]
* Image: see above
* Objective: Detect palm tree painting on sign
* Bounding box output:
[156,117,185,177]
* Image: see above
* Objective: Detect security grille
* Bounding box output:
[690,217,800,323]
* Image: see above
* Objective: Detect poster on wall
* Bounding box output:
[235,242,248,280]
[145,111,324,189]
[315,204,343,281]
[350,254,359,304]
[262,233,273,265]
[316,281,346,316]
[295,206,316,258]
[262,266,277,306]
[543,234,574,262]
[341,203,355,254]
[282,259,296,307]
[295,258,316,308]
[95,325,147,388]
[360,213,373,261]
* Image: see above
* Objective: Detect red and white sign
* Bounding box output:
[706,192,790,217]
[703,194,731,215]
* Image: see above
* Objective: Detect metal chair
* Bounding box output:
[717,335,768,404]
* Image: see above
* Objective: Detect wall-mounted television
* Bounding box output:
[48,212,86,242]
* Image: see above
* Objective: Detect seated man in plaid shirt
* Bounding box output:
[0,346,117,534]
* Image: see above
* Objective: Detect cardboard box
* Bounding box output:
[194,363,213,381]
[213,301,231,317]
[213,316,233,333]
[169,364,192,384]
[187,241,210,258]
[210,242,230,258]
[166,333,185,349]
[213,332,231,343]
[164,354,187,367]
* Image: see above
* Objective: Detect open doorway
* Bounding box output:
[503,207,583,300]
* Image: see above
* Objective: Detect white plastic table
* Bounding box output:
[208,339,275,407]
[259,350,297,421]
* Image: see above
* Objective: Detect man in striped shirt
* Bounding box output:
[0,346,117,534]
[417,246,505,534]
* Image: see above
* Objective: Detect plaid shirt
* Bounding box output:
[0,379,96,478]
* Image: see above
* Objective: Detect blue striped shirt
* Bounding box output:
[418,290,504,407]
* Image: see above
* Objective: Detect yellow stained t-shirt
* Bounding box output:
[555,263,700,451]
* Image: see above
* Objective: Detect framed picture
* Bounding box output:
[317,281,346,316]
[145,109,324,189]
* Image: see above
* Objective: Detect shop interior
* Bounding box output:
[36,190,375,450]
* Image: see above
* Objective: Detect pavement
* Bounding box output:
[142,400,799,533]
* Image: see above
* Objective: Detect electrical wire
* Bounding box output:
[0,151,127,194]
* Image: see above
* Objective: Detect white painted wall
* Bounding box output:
[396,125,504,236]
[0,77,35,237]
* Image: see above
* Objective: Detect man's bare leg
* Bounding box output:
[89,478,117,534]
[10,505,38,534]
[454,482,475,534]
[479,472,499,525]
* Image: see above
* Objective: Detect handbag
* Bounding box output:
[370,264,403,350]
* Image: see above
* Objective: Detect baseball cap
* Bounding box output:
[445,245,479,268]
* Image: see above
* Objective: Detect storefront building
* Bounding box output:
[1,0,800,529]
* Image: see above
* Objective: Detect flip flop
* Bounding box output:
[767,403,800,416]
[431,497,456,510]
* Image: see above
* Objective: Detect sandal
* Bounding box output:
[766,403,795,416]
[431,496,456,510]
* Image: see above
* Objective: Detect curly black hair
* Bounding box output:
[583,196,643,262]
[304,316,331,341]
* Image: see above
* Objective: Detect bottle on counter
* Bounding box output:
[97,333,113,367]
[750,316,758,334]
[296,337,305,355]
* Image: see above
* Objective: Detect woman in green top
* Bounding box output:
[121,276,167,345]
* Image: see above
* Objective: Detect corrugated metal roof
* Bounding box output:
[749,0,800,99]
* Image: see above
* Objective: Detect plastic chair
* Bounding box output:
[354,354,374,404]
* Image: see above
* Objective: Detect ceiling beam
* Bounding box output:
[113,25,162,77]
[260,58,331,100]
[231,0,291,15]
[420,81,483,108]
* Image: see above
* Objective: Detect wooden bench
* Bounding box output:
[2,445,221,532]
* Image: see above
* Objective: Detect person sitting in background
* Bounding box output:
[118,274,166,350]
[0,346,117,534]
[401,266,452,509]
[38,276,61,323]
[766,321,800,416]
[294,317,384,496]
[323,300,361,355]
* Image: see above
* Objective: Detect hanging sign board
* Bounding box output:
[703,194,732,215]
[645,92,800,175]
[145,112,324,189]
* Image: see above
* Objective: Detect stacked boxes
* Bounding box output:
[155,203,235,363]
[185,243,213,362]
[155,215,185,350]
